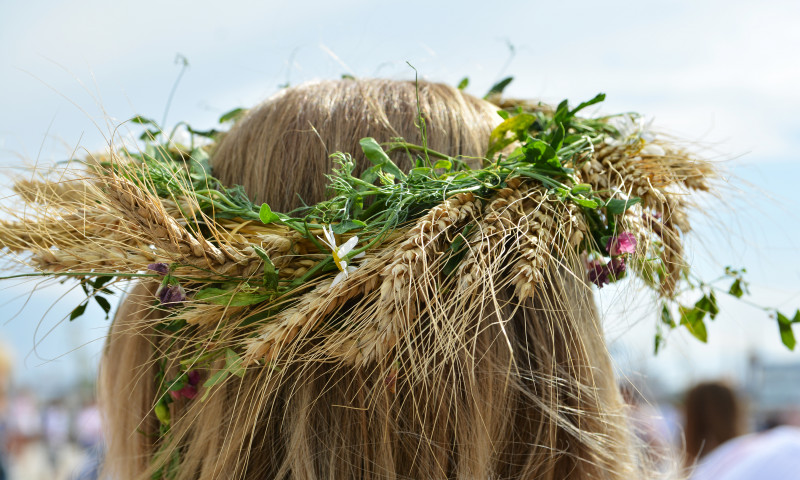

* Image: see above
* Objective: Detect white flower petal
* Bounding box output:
[330,271,347,288]
[322,226,336,248]
[353,252,366,259]
[338,236,358,257]
[640,144,665,156]
[346,265,357,274]
[339,260,347,271]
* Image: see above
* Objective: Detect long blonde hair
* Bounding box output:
[99,79,637,479]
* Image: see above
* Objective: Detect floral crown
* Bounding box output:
[1,83,796,456]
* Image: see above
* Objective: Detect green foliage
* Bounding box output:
[776,309,800,350]
[484,76,513,98]
[195,288,272,307]
[200,349,245,401]
[219,107,247,124]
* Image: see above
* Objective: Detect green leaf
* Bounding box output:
[570,93,606,117]
[777,313,796,350]
[195,288,271,307]
[729,279,744,298]
[522,139,559,168]
[571,196,599,208]
[484,76,513,99]
[457,77,469,90]
[793,310,800,324]
[488,114,536,156]
[219,107,246,124]
[139,129,161,141]
[570,184,592,194]
[92,275,114,290]
[131,115,157,126]
[225,348,246,378]
[605,197,642,216]
[200,349,246,401]
[359,138,406,181]
[695,294,720,321]
[707,292,720,320]
[190,148,211,174]
[551,122,566,151]
[433,160,452,170]
[168,375,187,391]
[252,245,279,291]
[331,219,367,235]
[69,302,88,322]
[661,303,676,328]
[202,369,229,391]
[654,331,664,354]
[95,296,112,319]
[186,126,220,139]
[259,203,280,225]
[553,99,570,125]
[679,305,708,342]
[497,110,510,120]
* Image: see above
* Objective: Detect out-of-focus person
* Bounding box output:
[690,426,800,480]
[684,381,745,466]
[685,381,800,480]
[621,383,677,471]
[71,398,104,480]
[0,343,13,480]
[42,399,70,470]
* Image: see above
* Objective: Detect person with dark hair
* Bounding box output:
[685,381,800,480]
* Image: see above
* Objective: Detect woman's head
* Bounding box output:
[100,78,636,479]
[684,381,745,463]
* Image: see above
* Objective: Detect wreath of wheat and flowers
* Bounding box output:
[1,79,797,476]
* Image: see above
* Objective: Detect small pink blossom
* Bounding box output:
[169,370,201,400]
[606,233,637,256]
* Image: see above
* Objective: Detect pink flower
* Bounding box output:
[606,233,637,256]
[169,370,201,400]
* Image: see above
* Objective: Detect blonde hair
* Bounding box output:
[99,79,637,479]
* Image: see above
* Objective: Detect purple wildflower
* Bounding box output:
[606,232,637,256]
[608,257,627,278]
[587,260,610,287]
[147,263,170,276]
[156,283,187,307]
[187,370,200,386]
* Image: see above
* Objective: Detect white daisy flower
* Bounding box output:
[319,225,365,288]
[611,114,663,155]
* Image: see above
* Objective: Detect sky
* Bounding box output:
[0,0,798,396]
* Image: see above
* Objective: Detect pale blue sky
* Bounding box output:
[1,0,798,394]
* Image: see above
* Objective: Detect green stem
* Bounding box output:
[384,142,454,161]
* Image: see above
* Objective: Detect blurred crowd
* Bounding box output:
[0,388,103,480]
[624,378,800,479]
[0,351,797,478]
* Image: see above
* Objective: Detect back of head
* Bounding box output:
[99,78,635,479]
[684,381,744,463]
[212,78,499,210]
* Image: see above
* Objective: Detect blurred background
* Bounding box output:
[0,0,798,477]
